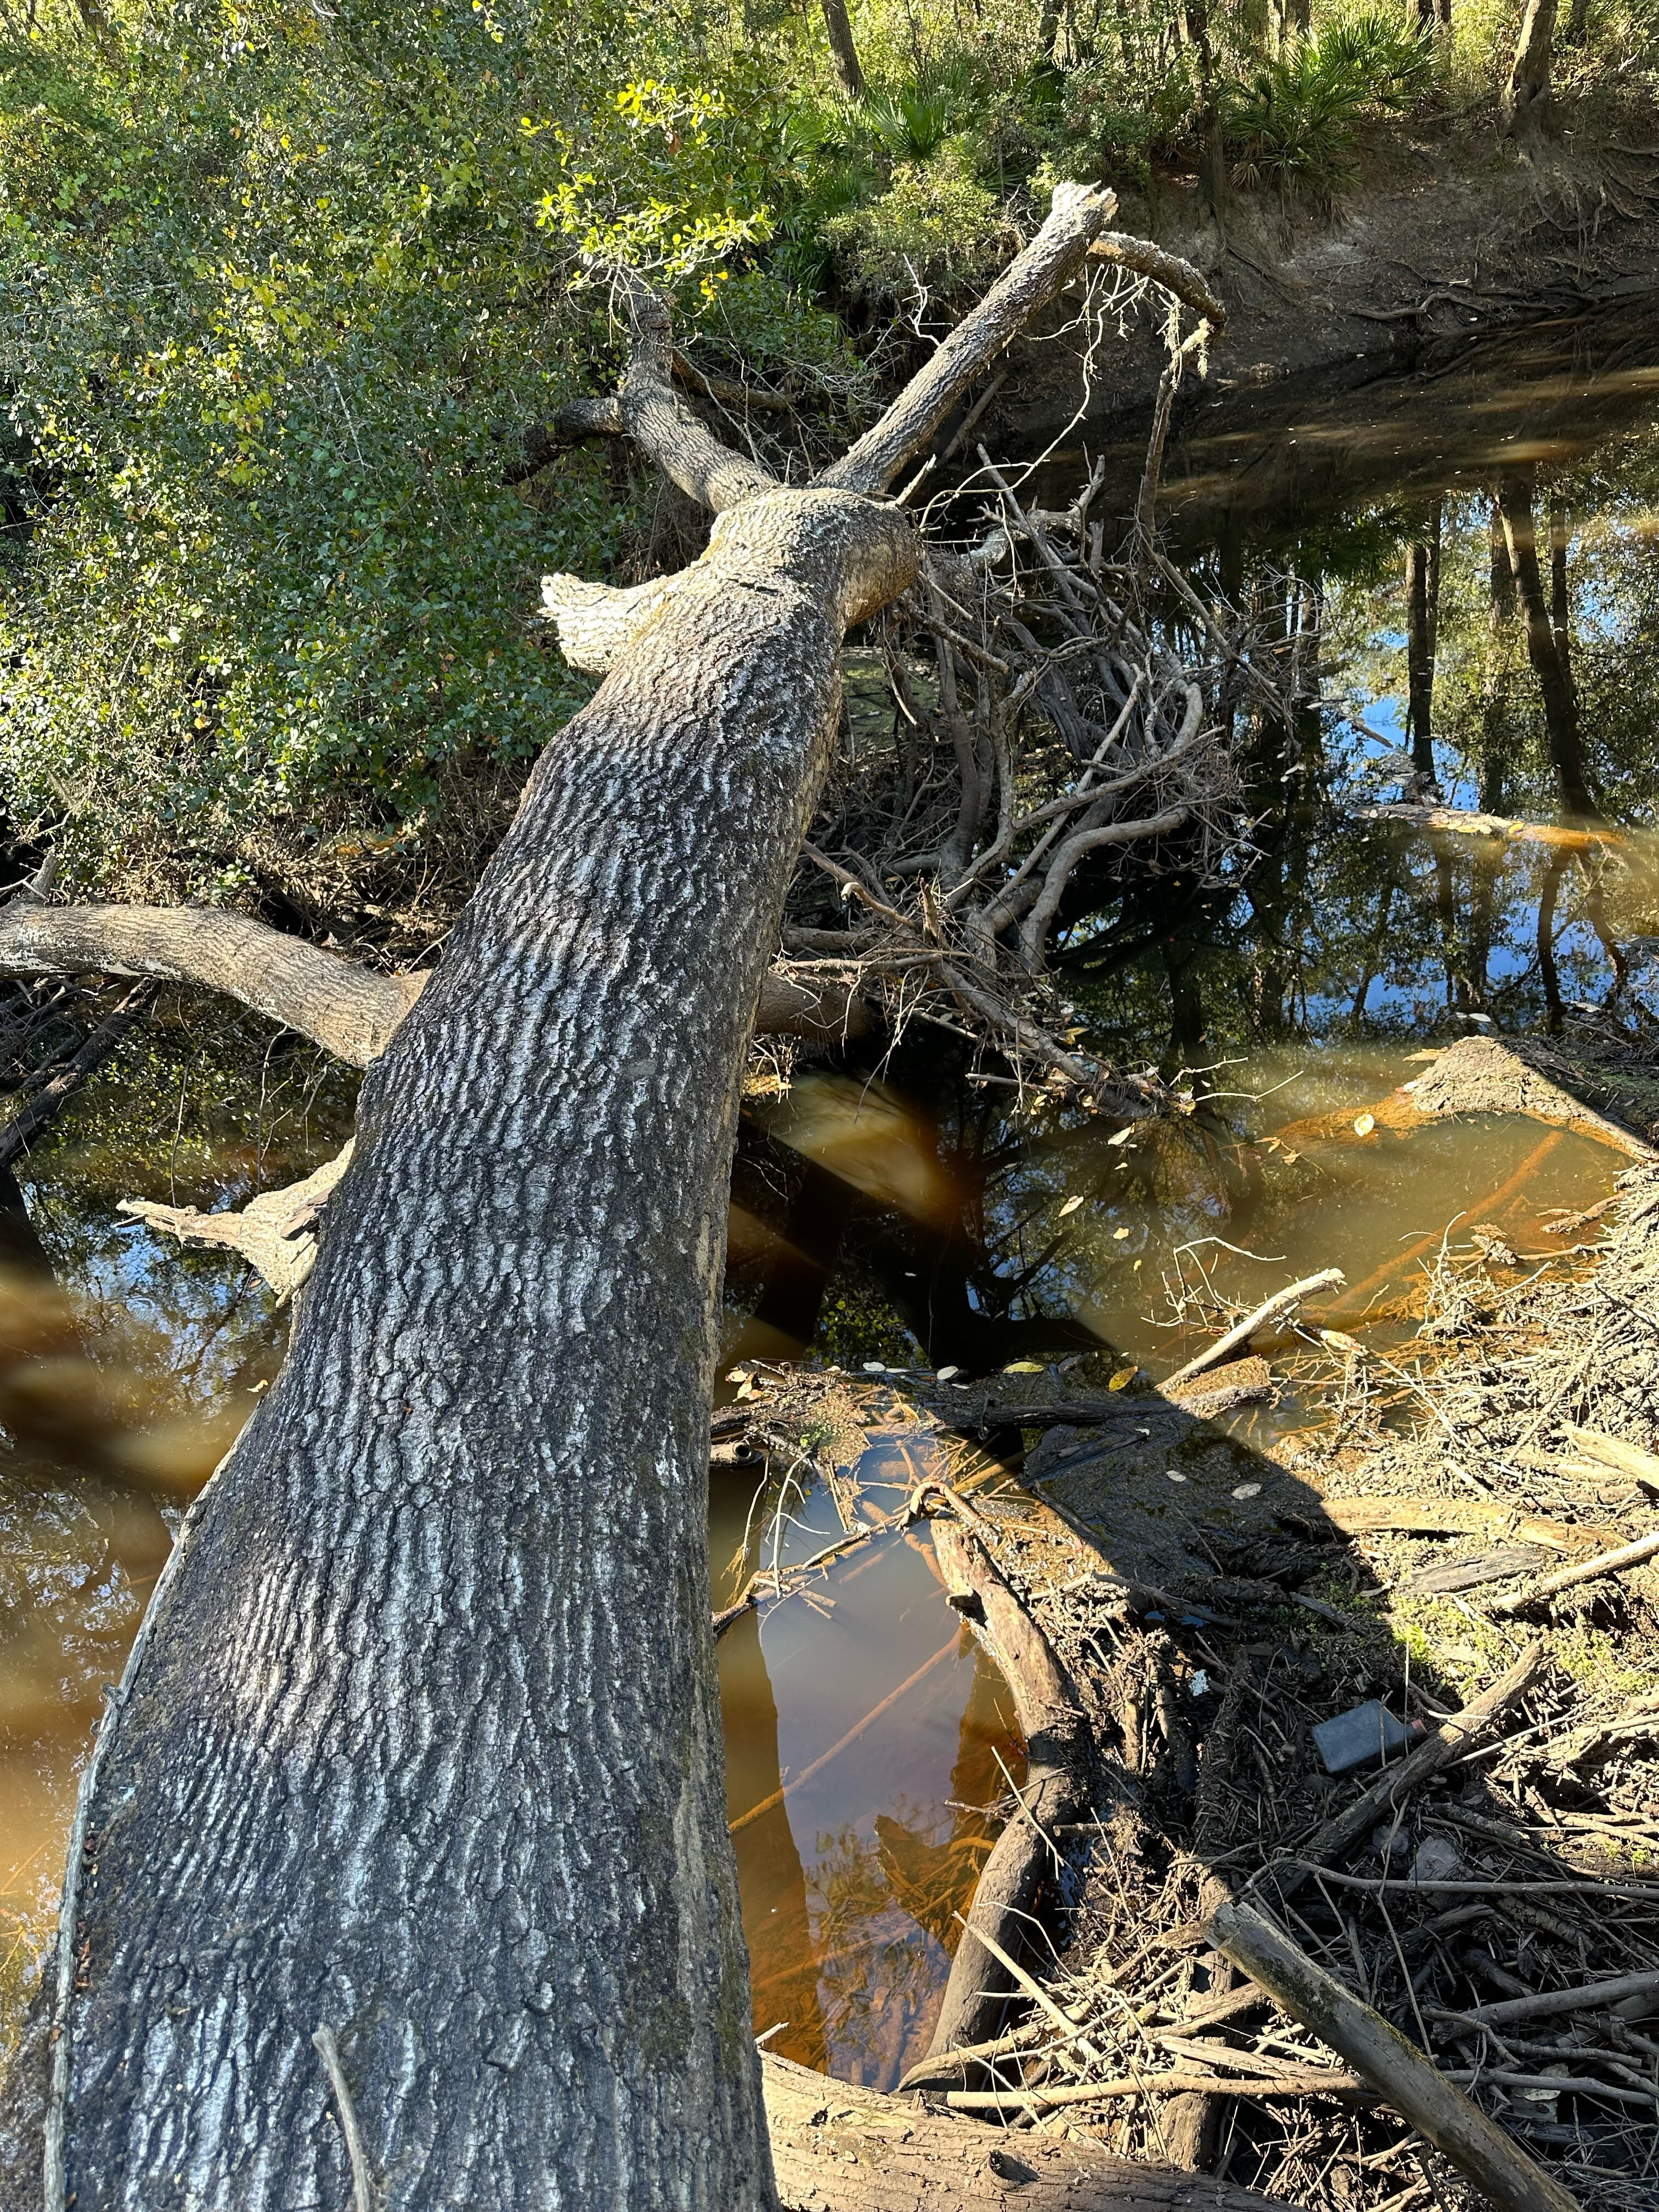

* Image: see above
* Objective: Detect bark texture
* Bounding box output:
[760,2054,1286,2212]
[1502,0,1558,149]
[21,179,1158,2212]
[38,490,916,2212]
[819,0,865,95]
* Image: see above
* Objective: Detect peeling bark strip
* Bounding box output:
[37,186,1124,2212]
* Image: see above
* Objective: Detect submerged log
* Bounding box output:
[924,1515,1090,2059]
[761,2053,1288,2211]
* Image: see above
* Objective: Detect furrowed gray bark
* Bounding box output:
[36,489,915,2212]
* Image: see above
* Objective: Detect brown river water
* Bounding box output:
[5,306,1659,2086]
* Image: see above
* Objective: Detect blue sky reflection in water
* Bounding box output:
[8,315,1659,2083]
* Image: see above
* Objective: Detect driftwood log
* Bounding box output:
[923,1514,1090,2059]
[762,2055,1286,2212]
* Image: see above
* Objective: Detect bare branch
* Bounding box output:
[552,268,778,513]
[815,182,1120,498]
[121,1142,355,1302]
[0,895,876,1058]
[0,895,422,1067]
[1087,232,1228,330]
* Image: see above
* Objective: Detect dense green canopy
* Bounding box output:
[2,0,1654,933]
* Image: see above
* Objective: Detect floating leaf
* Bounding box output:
[1108,1367,1137,1391]
[862,1361,887,1373]
[725,1368,751,1383]
[935,1364,961,1380]
[1107,1125,1136,1148]
[1113,1226,1131,1242]
[1232,1481,1262,1500]
[1002,1360,1043,1374]
[1058,1194,1085,1217]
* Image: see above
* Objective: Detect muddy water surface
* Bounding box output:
[6,314,1659,2085]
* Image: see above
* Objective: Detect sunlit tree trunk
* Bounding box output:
[820,0,866,98]
[1,186,1130,2212]
[1503,0,1559,152]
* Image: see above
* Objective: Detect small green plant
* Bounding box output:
[1222,8,1434,199]
[864,81,955,161]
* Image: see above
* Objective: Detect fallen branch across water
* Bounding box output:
[1163,1268,1345,1391]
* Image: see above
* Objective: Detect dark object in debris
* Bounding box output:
[987,2148,1040,2183]
[1409,1543,1550,1596]
[1312,1700,1416,1776]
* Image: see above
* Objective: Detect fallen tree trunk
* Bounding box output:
[8,182,1139,2212]
[0,891,873,1062]
[761,2053,1286,2211]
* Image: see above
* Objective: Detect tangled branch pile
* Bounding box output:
[772,446,1267,1115]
